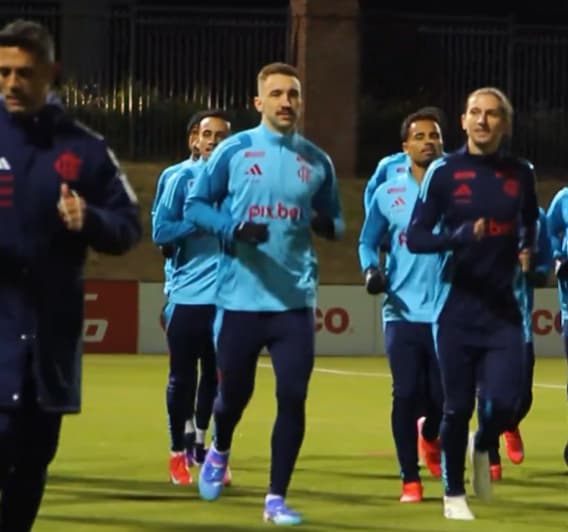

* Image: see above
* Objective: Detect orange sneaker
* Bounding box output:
[417,417,442,478]
[400,481,423,503]
[490,464,502,481]
[169,452,192,485]
[503,428,524,464]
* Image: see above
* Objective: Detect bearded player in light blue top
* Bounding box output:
[151,111,211,298]
[359,108,445,503]
[363,107,447,214]
[184,62,344,525]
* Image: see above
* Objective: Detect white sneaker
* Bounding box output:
[443,495,475,520]
[468,432,492,502]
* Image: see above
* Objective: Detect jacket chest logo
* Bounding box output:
[297,165,311,183]
[54,151,83,181]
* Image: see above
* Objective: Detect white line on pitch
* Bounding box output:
[258,363,565,390]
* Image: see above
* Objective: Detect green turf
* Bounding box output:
[37,355,567,531]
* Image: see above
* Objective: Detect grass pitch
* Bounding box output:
[38,355,568,531]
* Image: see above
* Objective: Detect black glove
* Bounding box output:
[233,222,269,244]
[555,259,568,280]
[525,270,548,288]
[364,268,387,295]
[160,244,174,259]
[311,213,335,240]
[379,234,391,254]
[449,220,481,246]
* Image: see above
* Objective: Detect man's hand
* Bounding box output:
[160,244,174,259]
[364,268,387,295]
[311,212,335,240]
[58,183,86,231]
[472,217,486,240]
[518,248,532,273]
[451,217,486,246]
[233,222,269,244]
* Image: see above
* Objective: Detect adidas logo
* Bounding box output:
[453,183,472,196]
[0,157,10,170]
[246,164,263,176]
[391,196,405,208]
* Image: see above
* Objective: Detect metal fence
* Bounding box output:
[2,4,568,173]
[0,2,290,160]
[360,10,568,175]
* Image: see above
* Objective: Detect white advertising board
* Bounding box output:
[532,288,564,357]
[136,284,565,357]
[314,285,378,355]
[138,282,169,354]
[137,283,379,355]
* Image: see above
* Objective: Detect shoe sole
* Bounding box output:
[400,496,422,503]
[170,475,192,485]
[263,512,302,526]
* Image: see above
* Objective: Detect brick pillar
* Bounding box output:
[289,0,359,179]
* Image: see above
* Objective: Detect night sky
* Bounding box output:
[135,0,568,25]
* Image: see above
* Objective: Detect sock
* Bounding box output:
[183,431,195,454]
[211,443,229,457]
[195,428,206,445]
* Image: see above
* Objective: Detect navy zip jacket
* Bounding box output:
[0,97,141,413]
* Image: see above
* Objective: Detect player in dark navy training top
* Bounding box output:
[407,87,538,520]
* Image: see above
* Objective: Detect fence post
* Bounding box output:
[506,14,516,100]
[128,1,137,159]
[289,0,359,179]
[60,0,109,95]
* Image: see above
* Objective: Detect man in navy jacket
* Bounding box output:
[0,19,141,530]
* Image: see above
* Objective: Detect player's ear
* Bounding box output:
[253,96,263,113]
[402,141,408,154]
[460,113,467,131]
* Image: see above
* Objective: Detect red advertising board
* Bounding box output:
[83,280,138,353]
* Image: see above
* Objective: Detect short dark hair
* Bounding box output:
[0,19,55,64]
[186,109,231,134]
[400,106,445,142]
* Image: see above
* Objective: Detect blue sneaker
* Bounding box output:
[263,497,303,526]
[198,447,229,501]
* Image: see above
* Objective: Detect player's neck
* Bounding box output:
[261,117,296,136]
[410,162,426,186]
[467,139,500,156]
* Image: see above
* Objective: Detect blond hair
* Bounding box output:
[465,87,514,135]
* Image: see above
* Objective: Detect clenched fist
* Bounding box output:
[58,183,86,231]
